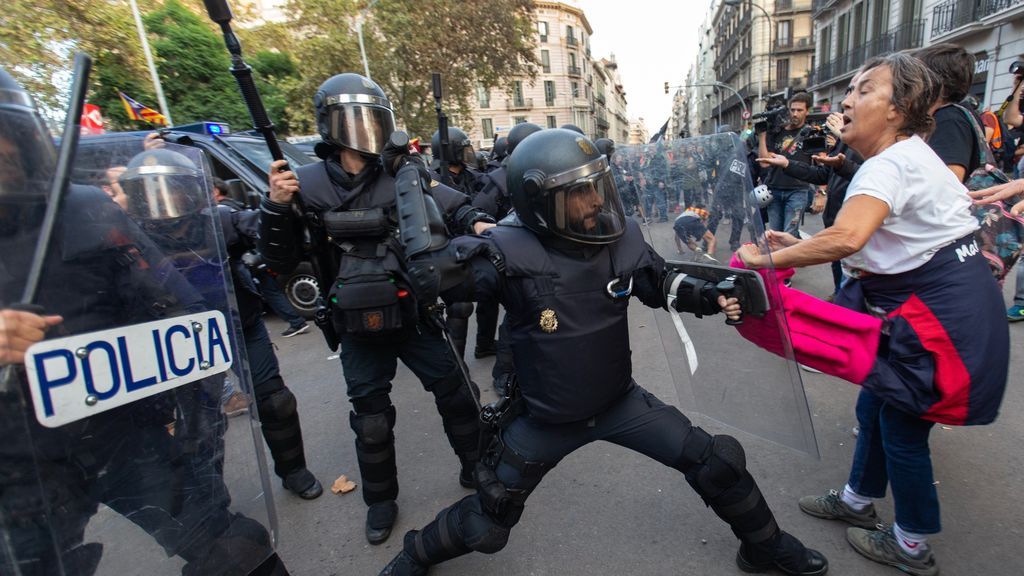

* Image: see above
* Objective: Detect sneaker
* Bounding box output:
[281,322,310,337]
[223,392,250,417]
[799,364,823,374]
[1008,305,1024,322]
[783,278,793,288]
[846,525,938,576]
[799,489,880,529]
[366,500,399,545]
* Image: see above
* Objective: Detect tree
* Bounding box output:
[285,0,538,138]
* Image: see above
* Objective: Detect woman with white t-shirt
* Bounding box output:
[737,53,1009,576]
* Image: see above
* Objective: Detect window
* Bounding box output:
[569,52,577,68]
[476,83,490,108]
[513,116,528,125]
[481,118,493,139]
[571,81,579,98]
[541,50,551,73]
[777,20,792,48]
[544,80,556,106]
[871,0,891,37]
[546,115,557,129]
[776,58,790,87]
[538,21,548,42]
[566,25,576,45]
[513,80,525,107]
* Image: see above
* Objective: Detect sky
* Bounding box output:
[577,0,711,134]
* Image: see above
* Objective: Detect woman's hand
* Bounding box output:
[765,229,801,251]
[812,152,846,168]
[755,153,789,169]
[717,295,741,322]
[736,243,766,269]
[968,179,1024,216]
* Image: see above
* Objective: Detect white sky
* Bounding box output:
[578,0,711,134]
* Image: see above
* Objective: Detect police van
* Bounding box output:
[82,122,322,319]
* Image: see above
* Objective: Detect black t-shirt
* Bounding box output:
[928,105,980,182]
[765,125,814,189]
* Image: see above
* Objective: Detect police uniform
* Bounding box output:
[258,73,491,544]
[0,69,286,575]
[379,129,828,576]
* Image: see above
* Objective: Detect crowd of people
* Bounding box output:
[0,37,1020,576]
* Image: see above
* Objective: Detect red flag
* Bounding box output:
[81,103,105,135]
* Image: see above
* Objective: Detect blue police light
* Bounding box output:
[207,123,225,134]
[174,121,232,136]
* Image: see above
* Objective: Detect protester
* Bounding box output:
[912,44,979,183]
[738,53,1009,576]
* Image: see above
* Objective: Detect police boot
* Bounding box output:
[736,530,829,576]
[366,500,399,545]
[256,381,323,500]
[430,371,481,489]
[379,548,429,576]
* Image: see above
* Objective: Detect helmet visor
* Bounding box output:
[547,168,626,244]
[458,142,477,166]
[0,109,55,202]
[326,104,396,156]
[121,166,201,220]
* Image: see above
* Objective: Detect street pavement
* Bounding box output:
[260,216,1024,576]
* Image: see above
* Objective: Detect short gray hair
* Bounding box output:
[860,52,940,137]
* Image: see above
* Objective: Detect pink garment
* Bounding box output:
[728,255,882,384]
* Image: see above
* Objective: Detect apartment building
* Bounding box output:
[465,1,596,149]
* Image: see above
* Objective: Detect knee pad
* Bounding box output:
[350,396,396,446]
[447,302,474,319]
[676,428,746,495]
[257,385,296,424]
[458,495,513,554]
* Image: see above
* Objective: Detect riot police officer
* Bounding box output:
[120,150,324,500]
[378,129,829,575]
[260,73,493,545]
[0,68,288,575]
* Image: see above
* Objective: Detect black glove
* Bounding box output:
[382,131,423,178]
[662,271,722,318]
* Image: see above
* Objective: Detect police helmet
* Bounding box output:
[750,184,773,209]
[0,67,56,204]
[431,127,476,167]
[314,73,396,156]
[121,149,204,221]
[505,122,542,156]
[594,138,615,158]
[508,129,627,245]
[559,123,584,135]
[491,136,508,160]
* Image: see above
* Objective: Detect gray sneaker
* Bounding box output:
[847,525,938,576]
[799,489,880,528]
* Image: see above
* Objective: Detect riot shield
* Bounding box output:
[0,135,279,574]
[618,133,818,456]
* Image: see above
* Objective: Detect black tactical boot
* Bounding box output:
[282,468,323,500]
[736,530,829,575]
[366,500,399,544]
[378,550,429,576]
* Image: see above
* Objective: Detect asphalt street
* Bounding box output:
[89,216,1024,575]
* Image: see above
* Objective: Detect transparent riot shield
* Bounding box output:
[0,135,279,575]
[618,133,818,456]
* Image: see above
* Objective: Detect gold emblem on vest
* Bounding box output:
[539,309,558,333]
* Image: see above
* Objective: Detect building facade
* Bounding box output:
[465,1,597,150]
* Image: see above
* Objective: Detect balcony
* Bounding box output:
[596,116,609,130]
[506,98,533,111]
[812,0,839,17]
[931,0,1023,39]
[568,65,582,77]
[595,92,606,105]
[565,35,578,47]
[775,36,813,53]
[809,19,925,88]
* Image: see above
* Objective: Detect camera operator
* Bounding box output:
[1004,61,1023,129]
[757,92,816,236]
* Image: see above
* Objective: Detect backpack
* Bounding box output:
[954,105,1023,282]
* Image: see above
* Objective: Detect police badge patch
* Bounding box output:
[539,309,558,333]
[364,310,384,331]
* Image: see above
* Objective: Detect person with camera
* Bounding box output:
[757,93,816,237]
[261,73,494,546]
[757,111,863,296]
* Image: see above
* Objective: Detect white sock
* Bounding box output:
[893,523,929,557]
[841,484,873,511]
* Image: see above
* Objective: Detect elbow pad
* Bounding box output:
[259,198,301,270]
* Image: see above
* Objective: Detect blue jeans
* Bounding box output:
[254,268,305,329]
[643,187,668,221]
[766,187,809,236]
[847,389,940,534]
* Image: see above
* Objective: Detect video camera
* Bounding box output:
[755,104,833,155]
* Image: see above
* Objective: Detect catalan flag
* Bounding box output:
[118,91,168,126]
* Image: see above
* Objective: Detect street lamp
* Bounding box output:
[723,0,773,96]
[356,0,380,80]
[667,82,748,122]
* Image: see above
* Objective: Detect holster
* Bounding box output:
[313,299,340,351]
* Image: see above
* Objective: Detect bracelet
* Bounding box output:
[815,190,827,196]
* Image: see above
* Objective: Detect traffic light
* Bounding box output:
[664,81,669,94]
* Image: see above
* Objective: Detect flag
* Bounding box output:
[649,119,669,143]
[80,103,105,135]
[118,91,168,126]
